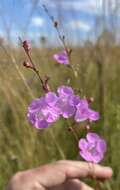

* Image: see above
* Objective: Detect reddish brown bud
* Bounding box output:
[44,75,50,84]
[23,61,33,69]
[87,97,94,104]
[22,40,31,53]
[54,21,58,28]
[68,126,75,132]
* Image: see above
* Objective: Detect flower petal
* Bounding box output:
[75,109,88,122]
[80,151,93,162]
[87,132,100,143]
[97,139,107,153]
[69,95,80,106]
[62,104,75,118]
[76,100,89,110]
[91,151,104,163]
[35,119,49,129]
[28,97,46,113]
[78,139,88,150]
[53,50,69,65]
[88,109,100,121]
[45,92,58,106]
[57,86,74,97]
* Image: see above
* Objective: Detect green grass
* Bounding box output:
[0,45,120,189]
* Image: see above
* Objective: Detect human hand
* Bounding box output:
[7,160,112,190]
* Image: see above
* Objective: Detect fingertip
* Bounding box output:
[87,163,113,180]
[95,165,113,179]
[104,167,113,178]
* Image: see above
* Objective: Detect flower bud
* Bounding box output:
[23,61,33,69]
[22,40,31,53]
[54,21,58,28]
[87,97,94,104]
[85,124,91,130]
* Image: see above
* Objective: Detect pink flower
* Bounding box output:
[75,100,100,122]
[78,133,107,163]
[27,95,60,129]
[53,50,69,65]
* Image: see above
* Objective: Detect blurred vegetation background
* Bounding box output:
[0,0,120,189]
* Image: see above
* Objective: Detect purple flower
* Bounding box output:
[69,95,81,106]
[27,86,100,129]
[75,100,100,122]
[57,86,74,97]
[53,50,69,65]
[45,92,58,106]
[56,86,76,118]
[27,94,60,129]
[55,97,76,118]
[78,133,107,163]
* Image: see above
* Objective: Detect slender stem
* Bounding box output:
[43,5,78,79]
[88,162,107,190]
[66,120,79,141]
[55,26,78,79]
[56,27,67,50]
[49,130,66,159]
[19,36,50,92]
[24,50,44,86]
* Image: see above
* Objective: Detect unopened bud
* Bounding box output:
[54,21,58,28]
[23,61,33,69]
[22,40,31,53]
[44,76,51,92]
[87,97,94,104]
[44,75,50,83]
[68,126,74,132]
[85,125,91,130]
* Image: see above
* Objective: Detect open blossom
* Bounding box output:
[55,97,76,118]
[27,93,60,129]
[75,100,100,122]
[57,86,73,97]
[78,133,107,163]
[53,50,69,65]
[27,86,100,129]
[56,86,80,118]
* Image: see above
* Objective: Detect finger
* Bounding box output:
[18,160,112,188]
[57,160,113,179]
[48,179,94,190]
[65,179,94,190]
[33,160,112,187]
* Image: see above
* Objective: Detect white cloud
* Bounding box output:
[62,0,101,13]
[68,20,91,31]
[31,17,45,27]
[42,0,103,15]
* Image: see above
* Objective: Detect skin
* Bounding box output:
[6,160,113,190]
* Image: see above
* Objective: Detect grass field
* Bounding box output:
[0,43,120,189]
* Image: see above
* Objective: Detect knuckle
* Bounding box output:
[38,164,50,173]
[56,160,66,165]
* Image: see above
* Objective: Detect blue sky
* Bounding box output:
[0,0,118,45]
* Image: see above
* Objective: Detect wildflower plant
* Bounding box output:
[20,5,108,189]
[53,50,69,65]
